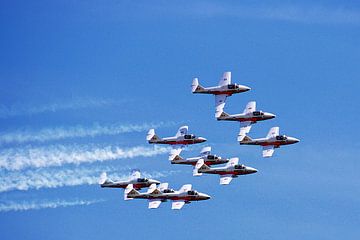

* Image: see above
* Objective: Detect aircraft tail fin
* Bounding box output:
[147,183,159,194]
[192,78,204,93]
[239,135,253,144]
[124,184,138,200]
[146,129,160,142]
[216,111,230,119]
[99,172,113,185]
[193,159,209,176]
[179,184,192,193]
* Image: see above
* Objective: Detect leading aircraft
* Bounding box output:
[169,146,229,166]
[193,158,258,185]
[147,125,207,145]
[99,170,160,200]
[191,71,251,116]
[125,183,211,210]
[216,101,276,141]
[239,127,300,157]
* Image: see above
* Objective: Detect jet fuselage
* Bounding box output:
[218,111,276,122]
[194,84,250,96]
[171,155,229,166]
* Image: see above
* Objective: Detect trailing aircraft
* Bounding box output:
[169,146,229,166]
[239,127,300,157]
[147,125,206,145]
[125,183,211,210]
[193,158,257,185]
[99,170,160,200]
[191,71,251,116]
[216,101,276,141]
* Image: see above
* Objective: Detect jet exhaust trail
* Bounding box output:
[0,166,179,192]
[0,144,171,171]
[0,199,104,212]
[0,121,175,145]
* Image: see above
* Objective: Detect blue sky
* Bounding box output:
[0,0,359,239]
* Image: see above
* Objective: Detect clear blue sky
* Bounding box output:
[0,1,359,239]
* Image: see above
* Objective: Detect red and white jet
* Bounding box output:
[239,127,300,158]
[146,125,206,145]
[217,101,276,141]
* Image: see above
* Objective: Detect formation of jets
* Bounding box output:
[100,71,299,210]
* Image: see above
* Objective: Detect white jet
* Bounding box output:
[239,127,300,158]
[169,146,229,167]
[125,183,211,210]
[193,158,257,185]
[147,125,207,145]
[99,170,160,200]
[217,101,276,141]
[191,71,251,115]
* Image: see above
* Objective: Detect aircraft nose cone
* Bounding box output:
[153,180,161,185]
[247,167,258,174]
[198,137,207,142]
[203,194,211,200]
[294,138,300,143]
[241,85,251,92]
[268,113,276,119]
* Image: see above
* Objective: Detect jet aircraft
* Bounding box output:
[99,170,160,200]
[217,101,276,141]
[169,146,229,166]
[193,158,258,185]
[239,127,300,157]
[191,71,251,116]
[125,183,211,210]
[147,125,206,145]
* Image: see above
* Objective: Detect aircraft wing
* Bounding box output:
[130,169,141,180]
[218,71,231,86]
[237,121,252,141]
[175,126,188,137]
[215,94,227,117]
[243,101,256,114]
[266,127,279,139]
[172,200,186,210]
[225,157,239,167]
[199,146,211,157]
[220,174,233,185]
[148,199,162,209]
[262,145,275,158]
[179,184,192,193]
[169,146,183,160]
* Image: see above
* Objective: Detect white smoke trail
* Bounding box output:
[0,121,175,145]
[0,144,171,171]
[0,97,118,118]
[0,166,179,192]
[0,199,104,212]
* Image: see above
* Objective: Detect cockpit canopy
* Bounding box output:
[227,84,238,89]
[276,135,287,141]
[253,111,264,116]
[187,190,198,195]
[163,189,175,193]
[234,164,245,169]
[207,154,218,160]
[184,134,195,139]
[137,178,148,182]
